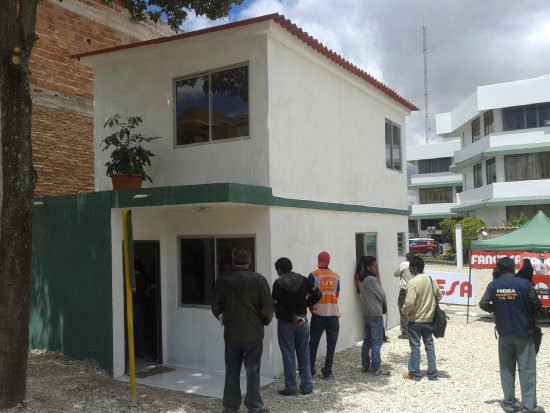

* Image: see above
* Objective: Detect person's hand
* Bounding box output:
[296,316,305,326]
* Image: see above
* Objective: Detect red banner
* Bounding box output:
[469,251,522,268]
[533,274,550,307]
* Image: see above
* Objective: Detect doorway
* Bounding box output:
[125,241,162,367]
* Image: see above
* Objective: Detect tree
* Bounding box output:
[0,0,242,408]
[438,216,461,248]
[504,211,529,227]
[458,216,486,251]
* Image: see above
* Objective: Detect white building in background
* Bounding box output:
[436,74,550,227]
[407,140,462,238]
[76,14,417,379]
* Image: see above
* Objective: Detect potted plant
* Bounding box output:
[100,114,161,190]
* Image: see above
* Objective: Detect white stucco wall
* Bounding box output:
[266,31,410,209]
[110,203,405,378]
[269,207,404,373]
[91,30,271,192]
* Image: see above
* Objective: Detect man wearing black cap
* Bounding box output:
[273,257,322,396]
[308,251,341,379]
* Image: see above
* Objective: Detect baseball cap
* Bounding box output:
[318,251,330,267]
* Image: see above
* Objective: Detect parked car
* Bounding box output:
[409,238,439,256]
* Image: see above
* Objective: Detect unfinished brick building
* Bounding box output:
[30,0,174,197]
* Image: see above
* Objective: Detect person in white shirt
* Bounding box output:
[533,253,548,275]
[393,253,414,339]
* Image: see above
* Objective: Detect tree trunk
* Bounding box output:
[0,0,38,408]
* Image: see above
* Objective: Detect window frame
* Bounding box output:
[473,163,483,188]
[385,119,402,172]
[484,110,494,136]
[502,102,550,131]
[486,158,496,185]
[174,63,250,148]
[471,117,481,142]
[397,232,405,257]
[178,234,256,308]
[356,232,378,261]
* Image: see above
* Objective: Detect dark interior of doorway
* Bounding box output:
[124,241,162,372]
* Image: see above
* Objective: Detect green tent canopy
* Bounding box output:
[470,210,550,252]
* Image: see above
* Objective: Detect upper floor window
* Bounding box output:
[484,110,494,136]
[175,65,249,146]
[419,187,453,204]
[385,120,402,171]
[503,102,550,131]
[486,158,496,184]
[471,117,481,142]
[473,163,483,188]
[418,157,452,174]
[504,152,550,182]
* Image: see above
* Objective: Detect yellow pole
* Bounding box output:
[122,210,136,404]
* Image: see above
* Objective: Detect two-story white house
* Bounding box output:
[30,14,417,381]
[407,140,462,238]
[435,75,550,227]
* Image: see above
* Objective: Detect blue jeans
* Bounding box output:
[277,318,312,394]
[223,340,264,413]
[408,322,438,380]
[362,316,383,371]
[309,315,340,377]
[498,336,538,412]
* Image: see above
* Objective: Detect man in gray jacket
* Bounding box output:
[212,247,274,413]
[359,256,389,375]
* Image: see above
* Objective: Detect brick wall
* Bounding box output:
[31,0,171,197]
[32,106,94,197]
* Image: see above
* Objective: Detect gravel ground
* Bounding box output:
[4,265,550,413]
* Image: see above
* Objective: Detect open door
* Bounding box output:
[124,241,162,366]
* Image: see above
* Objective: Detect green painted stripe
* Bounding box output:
[409,213,457,220]
[485,142,550,156]
[408,181,462,189]
[102,183,409,216]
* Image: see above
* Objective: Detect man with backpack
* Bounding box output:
[402,255,442,381]
[479,257,543,413]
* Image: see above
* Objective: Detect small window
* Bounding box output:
[486,158,496,185]
[385,120,402,171]
[356,233,377,260]
[473,163,483,188]
[175,65,249,146]
[484,110,494,135]
[397,233,405,256]
[179,236,255,306]
[471,117,481,142]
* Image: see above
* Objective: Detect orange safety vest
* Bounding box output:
[310,268,341,317]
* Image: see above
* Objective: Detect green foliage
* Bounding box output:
[458,217,486,250]
[439,217,461,245]
[100,115,161,182]
[504,211,529,227]
[105,0,245,31]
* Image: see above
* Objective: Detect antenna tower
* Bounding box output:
[423,26,429,144]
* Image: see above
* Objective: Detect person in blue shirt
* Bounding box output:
[479,257,543,413]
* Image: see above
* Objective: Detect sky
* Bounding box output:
[180,0,550,146]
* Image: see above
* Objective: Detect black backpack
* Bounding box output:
[430,277,449,338]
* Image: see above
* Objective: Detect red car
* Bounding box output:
[409,238,439,256]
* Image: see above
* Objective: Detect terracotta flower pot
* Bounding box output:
[110,174,143,190]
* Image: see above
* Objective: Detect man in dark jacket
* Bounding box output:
[479,257,543,413]
[272,257,322,396]
[212,246,274,413]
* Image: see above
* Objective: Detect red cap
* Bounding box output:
[318,251,330,267]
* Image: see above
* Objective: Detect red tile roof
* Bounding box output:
[73,13,418,111]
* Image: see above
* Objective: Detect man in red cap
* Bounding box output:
[308,251,341,379]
